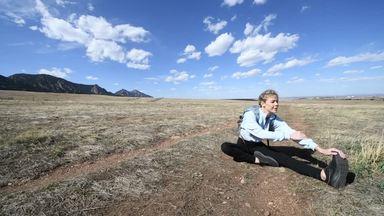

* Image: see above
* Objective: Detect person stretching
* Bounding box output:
[221,89,349,188]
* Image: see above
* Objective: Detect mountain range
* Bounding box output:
[0,73,152,97]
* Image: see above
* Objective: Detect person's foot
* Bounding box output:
[325,154,349,188]
[254,151,279,167]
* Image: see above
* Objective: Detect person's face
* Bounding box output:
[261,95,279,114]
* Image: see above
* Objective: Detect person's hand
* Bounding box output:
[290,131,307,140]
[316,147,346,159]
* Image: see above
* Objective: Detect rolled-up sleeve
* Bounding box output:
[298,139,318,151]
[274,117,318,150]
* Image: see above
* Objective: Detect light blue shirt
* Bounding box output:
[239,107,318,150]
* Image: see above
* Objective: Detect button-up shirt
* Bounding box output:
[239,107,318,150]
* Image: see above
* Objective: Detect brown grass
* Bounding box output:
[1,91,383,216]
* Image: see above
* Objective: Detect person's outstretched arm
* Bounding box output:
[275,117,346,158]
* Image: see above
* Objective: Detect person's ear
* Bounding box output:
[260,101,265,108]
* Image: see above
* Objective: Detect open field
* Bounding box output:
[0,90,383,215]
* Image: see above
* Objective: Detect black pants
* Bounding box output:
[221,138,322,180]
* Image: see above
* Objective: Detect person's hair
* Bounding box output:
[258,89,279,106]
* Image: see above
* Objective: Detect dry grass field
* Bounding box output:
[0,90,383,215]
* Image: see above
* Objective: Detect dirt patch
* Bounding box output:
[1,120,234,194]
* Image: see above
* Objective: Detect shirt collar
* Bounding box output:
[258,107,276,121]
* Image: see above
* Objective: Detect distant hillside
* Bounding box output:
[115,89,152,97]
[0,73,152,97]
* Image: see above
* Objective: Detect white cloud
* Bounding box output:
[37,67,72,78]
[232,68,261,79]
[165,69,194,84]
[195,81,221,91]
[301,6,310,13]
[56,0,75,7]
[126,48,152,70]
[86,75,98,80]
[32,0,152,70]
[243,14,277,37]
[231,15,237,21]
[254,0,267,5]
[203,73,213,78]
[177,44,201,63]
[40,16,90,44]
[222,0,244,7]
[205,33,235,57]
[5,12,26,26]
[29,25,38,30]
[326,52,384,67]
[87,3,94,11]
[114,83,119,86]
[0,0,38,26]
[244,23,254,36]
[370,65,383,70]
[208,65,219,71]
[230,33,299,67]
[265,57,314,75]
[86,39,126,63]
[203,16,227,34]
[343,69,363,74]
[286,76,304,84]
[76,15,149,43]
[320,76,384,82]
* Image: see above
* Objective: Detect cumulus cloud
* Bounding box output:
[29,25,38,30]
[254,0,267,5]
[37,67,72,78]
[243,14,277,36]
[265,57,314,76]
[165,69,195,84]
[203,17,227,34]
[86,39,125,62]
[222,0,244,7]
[126,48,152,70]
[205,33,235,57]
[32,0,152,70]
[326,51,384,67]
[177,44,201,63]
[86,75,98,80]
[230,33,299,67]
[76,15,149,43]
[286,76,304,84]
[232,68,261,79]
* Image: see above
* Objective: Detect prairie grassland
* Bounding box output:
[0,90,252,187]
[285,100,384,215]
[0,91,383,216]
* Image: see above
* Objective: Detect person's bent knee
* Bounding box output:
[221,142,232,154]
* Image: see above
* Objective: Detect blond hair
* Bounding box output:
[258,89,279,106]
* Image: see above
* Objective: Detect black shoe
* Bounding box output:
[254,151,279,167]
[325,154,349,188]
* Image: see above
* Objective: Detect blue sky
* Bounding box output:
[0,0,383,99]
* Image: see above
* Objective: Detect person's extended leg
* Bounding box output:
[248,142,322,180]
